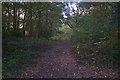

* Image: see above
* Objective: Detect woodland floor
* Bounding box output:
[20,41,118,78]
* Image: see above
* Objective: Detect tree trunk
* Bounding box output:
[29,3,33,37]
[23,8,26,37]
[37,10,41,38]
[13,3,17,36]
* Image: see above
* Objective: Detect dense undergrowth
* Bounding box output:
[2,37,56,78]
[70,4,119,69]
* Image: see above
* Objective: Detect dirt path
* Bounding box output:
[21,41,118,78]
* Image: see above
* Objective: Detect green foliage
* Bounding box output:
[2,38,56,78]
[71,3,119,68]
[2,2,62,38]
[51,23,73,40]
[2,2,119,78]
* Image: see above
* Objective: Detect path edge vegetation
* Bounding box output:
[2,2,120,78]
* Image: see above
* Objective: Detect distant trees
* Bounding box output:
[2,2,62,39]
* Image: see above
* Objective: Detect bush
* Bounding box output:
[70,5,119,69]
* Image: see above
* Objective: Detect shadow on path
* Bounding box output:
[21,41,118,78]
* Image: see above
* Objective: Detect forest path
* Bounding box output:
[21,41,118,78]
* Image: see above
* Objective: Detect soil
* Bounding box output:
[20,41,119,78]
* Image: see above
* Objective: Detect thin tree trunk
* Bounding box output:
[23,9,26,37]
[13,3,17,36]
[29,3,33,37]
[45,10,49,38]
[37,10,41,38]
[17,9,20,30]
